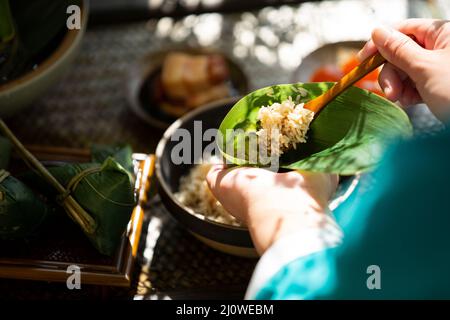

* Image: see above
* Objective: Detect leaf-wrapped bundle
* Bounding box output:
[0,170,51,240]
[22,158,136,256]
[91,144,134,175]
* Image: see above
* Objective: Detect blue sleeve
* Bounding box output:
[255,128,450,299]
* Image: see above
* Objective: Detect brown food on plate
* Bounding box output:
[185,83,230,109]
[158,52,231,117]
[183,55,210,93]
[161,53,190,100]
[208,54,230,83]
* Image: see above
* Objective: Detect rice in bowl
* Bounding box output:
[175,157,243,227]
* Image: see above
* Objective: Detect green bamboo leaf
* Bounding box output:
[0,126,53,240]
[0,0,20,82]
[0,172,52,240]
[56,158,136,256]
[91,144,134,175]
[0,0,15,44]
[21,158,136,256]
[219,82,413,175]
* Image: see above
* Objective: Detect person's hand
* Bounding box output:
[357,19,450,121]
[206,166,338,255]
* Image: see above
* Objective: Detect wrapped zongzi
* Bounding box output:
[0,136,52,239]
[0,119,137,256]
[22,157,136,256]
[0,169,51,240]
[91,144,134,175]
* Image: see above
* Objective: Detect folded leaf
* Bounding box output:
[219,83,413,174]
[21,158,136,256]
[0,171,52,240]
[91,144,134,175]
[0,0,15,47]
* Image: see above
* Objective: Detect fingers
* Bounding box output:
[292,170,338,188]
[206,165,264,196]
[378,63,404,101]
[399,81,422,107]
[358,18,440,62]
[206,164,229,195]
[292,170,339,204]
[371,26,427,78]
[357,39,377,62]
[208,166,339,199]
[330,174,339,192]
[377,63,423,106]
[393,18,445,48]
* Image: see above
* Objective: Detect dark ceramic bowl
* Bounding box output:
[156,97,360,257]
[155,97,256,257]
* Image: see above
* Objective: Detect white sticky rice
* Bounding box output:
[175,156,243,227]
[257,96,314,157]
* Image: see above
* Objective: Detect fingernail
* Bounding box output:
[372,26,393,46]
[356,49,364,62]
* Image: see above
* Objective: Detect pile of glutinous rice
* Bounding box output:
[257,95,314,157]
[175,157,243,227]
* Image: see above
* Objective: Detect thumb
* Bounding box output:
[206,164,226,192]
[372,26,426,78]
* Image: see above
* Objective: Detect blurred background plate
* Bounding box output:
[291,41,365,83]
[126,48,249,130]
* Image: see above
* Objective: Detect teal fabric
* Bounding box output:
[255,126,450,299]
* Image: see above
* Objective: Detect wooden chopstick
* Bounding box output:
[304,52,386,114]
